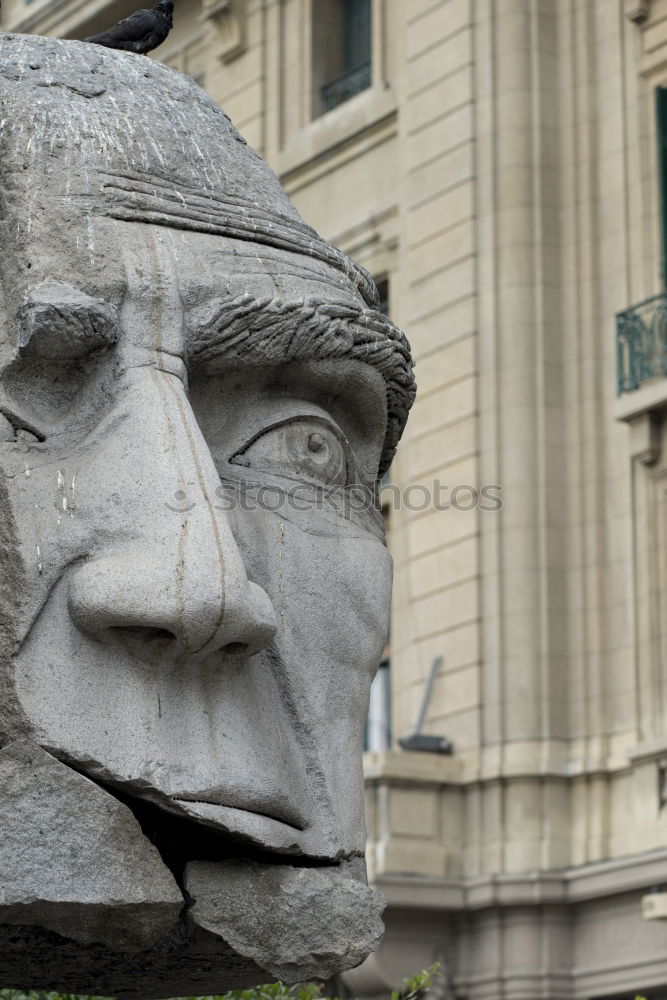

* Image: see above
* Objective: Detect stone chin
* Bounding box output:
[186,859,387,984]
[1,739,386,989]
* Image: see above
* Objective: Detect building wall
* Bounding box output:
[4,0,667,995]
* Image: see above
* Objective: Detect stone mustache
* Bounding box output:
[0,33,415,997]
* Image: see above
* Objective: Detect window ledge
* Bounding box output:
[628,738,667,763]
[614,378,667,422]
[363,749,462,784]
[276,83,397,181]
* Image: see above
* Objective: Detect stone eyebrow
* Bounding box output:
[186,292,415,477]
[18,282,118,359]
[186,292,408,371]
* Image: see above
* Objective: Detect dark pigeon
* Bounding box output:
[84,0,174,54]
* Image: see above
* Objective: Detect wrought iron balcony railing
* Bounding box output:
[617,292,667,394]
[321,62,372,113]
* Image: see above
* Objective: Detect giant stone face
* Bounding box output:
[0,32,415,997]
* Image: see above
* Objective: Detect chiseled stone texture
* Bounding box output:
[0,31,412,995]
[0,740,184,950]
[0,922,268,999]
[186,859,386,983]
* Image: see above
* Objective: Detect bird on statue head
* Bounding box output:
[84,0,174,54]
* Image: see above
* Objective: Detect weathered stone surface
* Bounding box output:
[0,921,268,998]
[0,31,414,993]
[186,860,386,982]
[0,740,183,950]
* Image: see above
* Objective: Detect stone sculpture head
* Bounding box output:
[0,32,414,997]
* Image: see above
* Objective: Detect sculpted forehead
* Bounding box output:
[1,222,413,474]
[172,229,369,308]
[3,216,368,305]
[0,34,414,470]
[8,221,372,352]
[0,33,376,306]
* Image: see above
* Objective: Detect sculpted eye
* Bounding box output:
[231,418,348,487]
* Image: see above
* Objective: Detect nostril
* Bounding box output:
[222,642,249,657]
[108,626,176,642]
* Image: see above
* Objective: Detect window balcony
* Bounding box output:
[615,292,667,464]
[617,292,667,394]
[321,62,372,113]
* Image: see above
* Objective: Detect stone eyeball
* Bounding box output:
[233,418,349,487]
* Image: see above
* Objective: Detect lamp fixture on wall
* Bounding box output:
[398,656,453,755]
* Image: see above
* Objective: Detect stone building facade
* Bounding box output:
[4,0,667,996]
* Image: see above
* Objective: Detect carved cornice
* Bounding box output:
[201,0,245,62]
[371,847,667,910]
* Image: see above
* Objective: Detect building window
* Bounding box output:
[313,0,372,117]
[365,480,393,751]
[375,277,389,316]
[365,480,392,752]
[657,86,667,285]
[619,88,667,394]
[365,658,391,752]
[364,282,392,754]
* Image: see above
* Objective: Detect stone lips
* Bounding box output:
[0,740,387,995]
[0,33,415,473]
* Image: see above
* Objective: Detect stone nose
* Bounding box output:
[67,371,277,658]
[68,556,277,657]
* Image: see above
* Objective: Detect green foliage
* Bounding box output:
[204,984,322,1000]
[390,964,439,1000]
[0,967,439,1000]
[0,994,108,1000]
